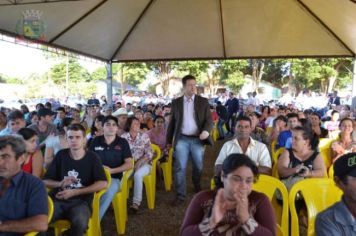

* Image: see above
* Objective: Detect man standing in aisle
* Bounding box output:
[167,75,213,206]
[224,92,239,137]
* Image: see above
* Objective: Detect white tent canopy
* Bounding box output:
[0,0,355,62]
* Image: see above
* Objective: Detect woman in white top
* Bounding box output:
[44,117,73,168]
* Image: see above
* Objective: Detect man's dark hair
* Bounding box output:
[331,110,339,116]
[8,110,24,121]
[18,128,38,141]
[286,112,299,120]
[182,75,196,86]
[102,115,118,126]
[67,123,86,137]
[0,135,26,159]
[36,103,45,110]
[45,102,52,109]
[236,116,252,126]
[274,115,287,124]
[56,107,65,113]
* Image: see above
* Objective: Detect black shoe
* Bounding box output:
[171,198,185,207]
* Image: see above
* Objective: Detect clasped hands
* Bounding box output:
[209,188,250,228]
[56,176,78,200]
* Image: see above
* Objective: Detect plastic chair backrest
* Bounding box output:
[271,140,277,154]
[318,138,334,170]
[276,223,284,236]
[24,196,54,236]
[289,178,342,236]
[121,160,134,193]
[272,148,284,165]
[91,168,112,236]
[328,165,334,178]
[253,175,289,236]
[150,144,161,179]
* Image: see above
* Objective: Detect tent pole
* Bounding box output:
[106,61,113,106]
[351,58,356,117]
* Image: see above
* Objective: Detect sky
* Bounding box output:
[0,39,103,78]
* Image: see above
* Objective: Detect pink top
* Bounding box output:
[146,128,167,151]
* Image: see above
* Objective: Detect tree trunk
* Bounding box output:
[251,59,265,92]
[118,66,125,96]
[327,76,337,94]
[158,62,171,96]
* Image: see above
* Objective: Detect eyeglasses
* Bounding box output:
[225,175,255,185]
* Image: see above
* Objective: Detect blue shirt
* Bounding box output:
[0,171,48,235]
[0,128,13,136]
[277,130,292,148]
[315,197,356,236]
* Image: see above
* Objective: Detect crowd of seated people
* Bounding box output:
[1,83,356,235]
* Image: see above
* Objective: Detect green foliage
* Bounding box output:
[92,63,148,87]
[121,62,149,86]
[0,73,24,84]
[289,58,353,93]
[262,59,289,87]
[218,60,249,92]
[49,58,91,84]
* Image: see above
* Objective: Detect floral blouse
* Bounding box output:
[121,132,153,163]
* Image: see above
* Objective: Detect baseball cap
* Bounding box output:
[112,108,128,117]
[37,108,56,117]
[333,152,356,177]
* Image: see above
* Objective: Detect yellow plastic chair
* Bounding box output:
[143,144,161,209]
[112,161,134,235]
[266,126,273,136]
[50,168,111,236]
[276,224,284,236]
[328,164,334,178]
[253,175,289,236]
[319,138,334,170]
[271,148,284,178]
[210,177,215,190]
[271,140,278,154]
[160,148,173,191]
[289,178,342,236]
[272,147,284,166]
[212,123,219,142]
[25,196,54,236]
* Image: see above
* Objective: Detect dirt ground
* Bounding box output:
[101,140,224,236]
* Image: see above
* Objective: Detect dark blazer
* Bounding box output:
[167,95,213,147]
[328,96,341,106]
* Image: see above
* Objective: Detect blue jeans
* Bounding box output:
[217,119,226,138]
[52,199,91,236]
[174,135,205,200]
[99,177,121,220]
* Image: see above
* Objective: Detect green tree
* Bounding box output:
[49,58,91,84]
[218,60,249,94]
[289,58,352,94]
[146,61,180,96]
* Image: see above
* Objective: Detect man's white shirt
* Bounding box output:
[215,137,271,168]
